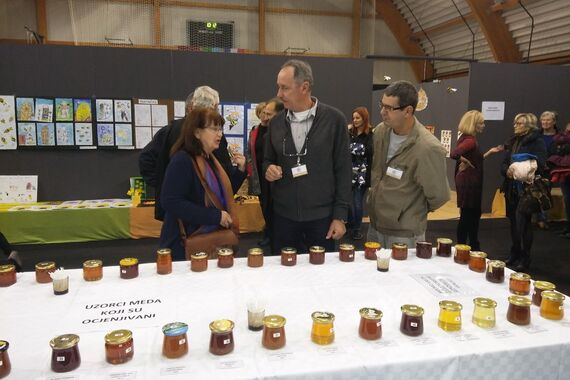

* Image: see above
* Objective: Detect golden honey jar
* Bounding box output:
[82,260,103,281]
[438,300,462,332]
[539,291,565,320]
[311,311,335,345]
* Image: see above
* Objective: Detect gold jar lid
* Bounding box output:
[510,272,531,281]
[508,295,532,307]
[392,242,408,249]
[309,246,326,253]
[364,242,381,249]
[0,264,15,273]
[83,259,102,268]
[339,243,355,251]
[416,241,431,246]
[157,248,171,256]
[49,334,80,350]
[359,307,383,320]
[401,304,424,316]
[104,329,133,345]
[209,319,235,333]
[36,261,56,270]
[439,300,462,311]
[248,248,263,256]
[311,311,335,323]
[534,281,556,291]
[0,340,8,351]
[217,248,233,256]
[487,260,505,269]
[469,251,487,259]
[437,238,453,244]
[541,290,565,303]
[473,297,497,308]
[454,244,471,251]
[191,252,208,260]
[263,315,286,328]
[119,257,138,266]
[281,247,297,254]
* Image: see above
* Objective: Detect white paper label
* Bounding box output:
[160,366,190,376]
[386,166,403,180]
[272,332,281,338]
[287,258,292,262]
[56,356,66,362]
[267,352,295,361]
[330,328,334,333]
[107,371,137,380]
[223,339,231,345]
[376,321,382,327]
[455,316,461,322]
[125,346,132,353]
[215,359,244,370]
[410,322,418,327]
[179,338,186,345]
[349,254,354,258]
[121,269,126,273]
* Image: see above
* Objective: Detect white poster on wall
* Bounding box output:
[440,129,452,158]
[482,101,505,121]
[0,175,38,203]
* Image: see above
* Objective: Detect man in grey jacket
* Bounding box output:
[367,80,450,248]
[264,59,351,253]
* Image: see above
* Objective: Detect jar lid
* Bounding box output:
[401,304,424,316]
[469,251,487,259]
[439,300,462,311]
[416,241,431,246]
[510,272,531,281]
[248,248,263,256]
[392,242,408,249]
[339,243,355,250]
[436,238,453,244]
[541,290,565,302]
[157,248,171,256]
[454,244,471,251]
[311,311,335,323]
[162,322,188,336]
[309,245,326,253]
[0,264,15,273]
[119,257,138,266]
[263,315,286,328]
[473,297,497,308]
[281,247,297,254]
[0,340,8,352]
[36,261,56,270]
[50,334,80,349]
[217,248,233,256]
[508,295,532,307]
[364,242,381,249]
[104,329,133,345]
[534,281,556,291]
[191,252,208,260]
[83,259,102,268]
[209,319,235,333]
[487,260,505,268]
[359,307,383,320]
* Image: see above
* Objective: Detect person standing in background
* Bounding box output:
[536,110,559,229]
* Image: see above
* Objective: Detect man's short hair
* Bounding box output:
[192,86,219,109]
[384,80,418,113]
[282,59,314,89]
[266,97,285,113]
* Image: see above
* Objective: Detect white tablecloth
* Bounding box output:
[1,250,570,380]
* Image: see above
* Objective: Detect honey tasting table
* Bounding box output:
[1,251,569,379]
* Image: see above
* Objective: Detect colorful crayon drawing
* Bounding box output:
[74,98,92,122]
[55,98,73,121]
[114,100,132,123]
[36,123,55,146]
[17,123,36,146]
[16,97,35,121]
[97,123,114,146]
[35,98,54,122]
[75,123,93,145]
[96,99,114,122]
[0,95,17,150]
[115,124,133,146]
[56,123,74,146]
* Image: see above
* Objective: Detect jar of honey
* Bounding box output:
[436,238,453,257]
[209,319,235,355]
[454,244,471,264]
[438,300,462,331]
[486,260,505,283]
[82,260,103,282]
[49,334,81,373]
[281,247,297,266]
[0,340,11,378]
[162,322,189,358]
[416,241,432,259]
[507,296,532,325]
[539,291,565,320]
[364,242,381,260]
[311,311,335,345]
[119,258,139,279]
[472,297,497,328]
[400,304,424,336]
[309,246,326,265]
[509,272,531,295]
[468,251,487,273]
[247,248,264,268]
[36,261,56,283]
[532,281,556,306]
[217,248,234,268]
[0,264,16,287]
[262,315,286,350]
[392,243,408,260]
[339,244,355,262]
[156,248,172,275]
[358,308,383,340]
[190,252,208,272]
[104,330,134,364]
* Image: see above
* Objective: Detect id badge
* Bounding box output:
[291,164,308,178]
[386,166,403,180]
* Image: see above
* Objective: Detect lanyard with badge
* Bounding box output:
[283,137,309,178]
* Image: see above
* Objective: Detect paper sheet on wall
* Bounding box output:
[0,175,38,203]
[134,104,151,127]
[223,104,245,135]
[482,101,505,121]
[174,101,185,119]
[151,104,168,127]
[247,104,259,136]
[0,95,17,150]
[135,127,152,149]
[440,129,452,157]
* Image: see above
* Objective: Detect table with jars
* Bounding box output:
[0,243,569,379]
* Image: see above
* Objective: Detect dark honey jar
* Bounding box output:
[49,334,81,373]
[0,340,11,378]
[400,305,424,337]
[507,296,532,325]
[83,260,103,281]
[36,261,56,283]
[119,258,139,279]
[162,322,188,359]
[358,308,383,340]
[104,330,134,364]
[468,251,487,273]
[486,260,505,283]
[209,319,235,355]
[339,244,355,262]
[247,248,264,268]
[509,272,531,295]
[309,246,325,265]
[217,248,234,268]
[281,247,297,266]
[0,264,16,287]
[364,242,381,260]
[436,238,453,257]
[532,281,556,306]
[454,244,471,264]
[415,241,432,259]
[156,248,172,275]
[190,252,208,272]
[392,243,408,260]
[262,315,286,350]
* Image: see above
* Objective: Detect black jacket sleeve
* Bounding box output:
[139,126,169,188]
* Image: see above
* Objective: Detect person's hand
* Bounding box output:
[484,145,504,158]
[458,156,474,172]
[220,211,233,228]
[232,152,246,172]
[326,219,346,240]
[265,164,283,182]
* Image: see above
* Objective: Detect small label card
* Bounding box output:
[106,371,137,380]
[490,330,514,339]
[215,359,244,370]
[160,366,190,376]
[267,351,295,362]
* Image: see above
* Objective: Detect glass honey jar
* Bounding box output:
[190,252,208,272]
[262,315,286,350]
[36,261,56,283]
[82,260,103,282]
[364,242,381,260]
[156,248,172,275]
[247,248,264,268]
[309,246,326,265]
[119,258,139,279]
[339,244,355,262]
[507,296,532,325]
[209,319,235,355]
[468,251,487,273]
[400,304,424,336]
[311,311,335,345]
[509,272,531,295]
[486,260,505,283]
[0,264,16,287]
[358,308,383,340]
[454,244,471,264]
[104,330,134,364]
[539,291,565,320]
[415,241,432,259]
[438,300,462,332]
[532,281,555,306]
[49,334,81,373]
[162,322,189,359]
[281,247,297,266]
[436,238,453,257]
[392,242,408,260]
[217,248,234,268]
[472,297,497,328]
[0,340,11,378]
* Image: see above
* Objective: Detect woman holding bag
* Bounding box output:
[159,108,247,261]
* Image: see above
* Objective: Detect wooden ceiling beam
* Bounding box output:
[490,0,539,13]
[409,13,474,40]
[351,0,361,57]
[35,0,47,41]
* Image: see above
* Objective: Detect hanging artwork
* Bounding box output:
[114,99,132,123]
[115,124,133,146]
[96,99,114,122]
[151,104,168,127]
[0,175,38,203]
[36,123,55,146]
[75,123,93,145]
[246,103,260,136]
[174,101,185,119]
[134,104,151,127]
[17,123,36,146]
[56,123,74,146]
[0,95,17,150]
[97,123,114,146]
[55,98,73,121]
[440,129,452,158]
[135,127,152,149]
[35,98,54,122]
[226,136,245,155]
[74,98,92,122]
[222,104,245,135]
[16,97,35,121]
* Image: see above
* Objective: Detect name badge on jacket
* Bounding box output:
[292,164,308,178]
[386,166,403,180]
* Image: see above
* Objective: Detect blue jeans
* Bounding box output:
[348,187,367,231]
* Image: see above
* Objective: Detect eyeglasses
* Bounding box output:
[206,126,223,134]
[380,103,409,112]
